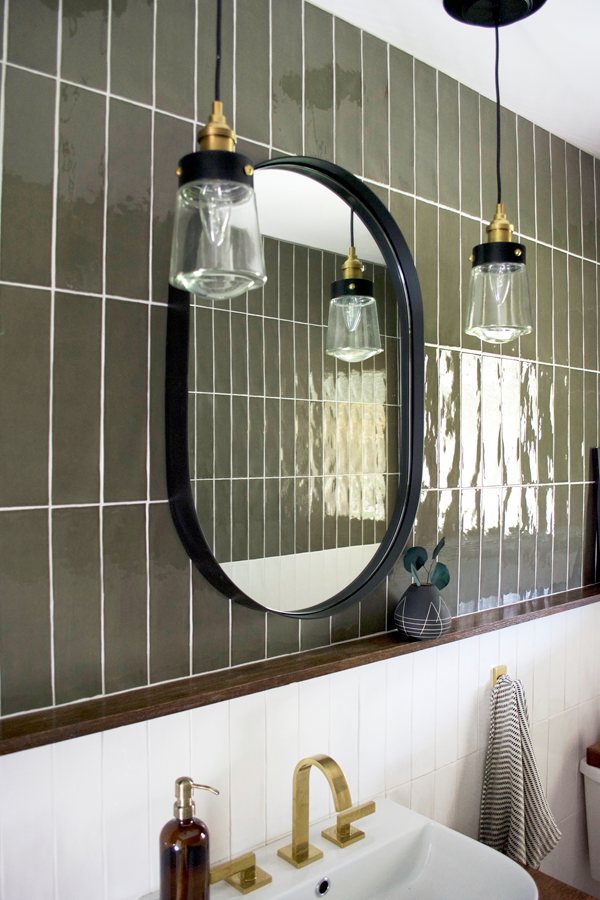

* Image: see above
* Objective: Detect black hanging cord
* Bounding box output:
[215,0,222,102]
[350,209,355,248]
[494,17,502,205]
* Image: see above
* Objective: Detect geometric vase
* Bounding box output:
[393,583,452,641]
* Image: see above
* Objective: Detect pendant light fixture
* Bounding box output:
[169,0,267,300]
[444,0,546,344]
[326,211,383,363]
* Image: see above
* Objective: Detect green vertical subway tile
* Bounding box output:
[104,299,148,501]
[415,200,438,345]
[62,0,108,89]
[264,476,279,557]
[423,349,438,489]
[569,256,583,370]
[195,394,214,479]
[596,159,600,261]
[323,475,336,549]
[538,364,553,485]
[198,0,233,119]
[301,617,331,651]
[331,604,359,642]
[214,393,231,478]
[583,483,596,585]
[535,127,552,245]
[280,476,295,554]
[53,507,101,704]
[296,476,309,553]
[263,238,279,318]
[152,114,193,302]
[1,69,54,286]
[7,0,58,73]
[461,216,482,352]
[52,293,101,505]
[517,117,535,239]
[585,371,597,482]
[279,319,294,398]
[155,0,195,117]
[566,143,582,256]
[434,75,458,212]
[103,504,148,692]
[264,398,279,477]
[247,478,264,559]
[214,480,231,561]
[231,395,248,478]
[536,485,553,594]
[192,568,229,673]
[479,97,496,223]
[438,208,460,348]
[551,136,568,251]
[0,510,51,714]
[309,326,323,400]
[231,601,265,665]
[584,261,598,372]
[500,486,519,604]
[308,249,323,326]
[267,614,299,657]
[309,475,323,550]
[581,152,596,261]
[280,398,295,477]
[499,108,518,227]
[279,241,294,320]
[294,245,308,323]
[553,250,568,366]
[551,484,568,592]
[336,474,350,547]
[231,479,248,560]
[519,486,536,600]
[236,0,269,143]
[213,309,231,393]
[460,352,481,488]
[304,4,334,161]
[111,0,154,104]
[106,100,151,299]
[335,17,362,176]
[271,0,302,153]
[231,312,248,395]
[248,315,264,396]
[536,243,553,364]
[149,503,190,682]
[480,488,500,609]
[518,238,536,362]
[437,489,459,616]
[460,85,480,218]
[390,193,414,257]
[502,357,521,485]
[481,356,502,487]
[569,368,584,483]
[414,488,437,552]
[150,304,168,500]
[248,397,265,478]
[194,306,213,393]
[310,400,323,476]
[295,324,309,400]
[414,61,437,202]
[359,581,387,637]
[363,33,389,184]
[0,286,50,507]
[554,366,569,483]
[520,361,538,486]
[438,349,460,489]
[389,47,414,193]
[459,488,480,614]
[388,557,412,619]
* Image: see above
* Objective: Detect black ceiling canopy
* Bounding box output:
[443,0,547,27]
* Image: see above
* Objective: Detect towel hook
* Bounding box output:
[492,665,507,687]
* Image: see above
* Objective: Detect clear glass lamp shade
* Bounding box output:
[326,294,383,362]
[465,262,532,344]
[169,178,267,300]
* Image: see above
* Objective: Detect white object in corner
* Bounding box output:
[580,758,600,881]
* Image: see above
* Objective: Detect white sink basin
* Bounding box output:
[143,798,537,900]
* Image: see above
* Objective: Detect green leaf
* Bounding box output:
[430,561,450,590]
[403,546,428,574]
[410,563,422,586]
[432,536,446,560]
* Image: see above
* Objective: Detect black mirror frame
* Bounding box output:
[165,156,424,619]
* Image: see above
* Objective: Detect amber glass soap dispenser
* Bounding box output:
[160,776,219,900]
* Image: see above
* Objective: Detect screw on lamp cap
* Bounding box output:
[174,776,219,819]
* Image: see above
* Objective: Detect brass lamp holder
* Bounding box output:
[198,100,237,153]
[470,203,525,268]
[330,247,374,301]
[486,203,513,243]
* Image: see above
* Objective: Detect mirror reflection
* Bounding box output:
[188,170,402,612]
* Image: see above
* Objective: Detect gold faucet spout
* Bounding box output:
[278,754,353,868]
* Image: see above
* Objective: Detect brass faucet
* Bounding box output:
[277,754,355,868]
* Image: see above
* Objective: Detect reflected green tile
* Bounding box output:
[569,368,583,483]
[150,305,168,500]
[0,509,51,714]
[296,400,309,476]
[1,69,54,286]
[500,487,519,603]
[480,488,500,609]
[308,249,323,326]
[569,256,583,370]
[264,318,280,397]
[331,604,359,642]
[461,216,482,352]
[295,324,309,400]
[195,393,215,479]
[438,73,459,210]
[385,337,399,407]
[231,312,248,395]
[272,0,302,153]
[536,485,553,595]
[415,200,438,345]
[585,371,597,482]
[236,0,269,144]
[192,567,230,673]
[194,306,213,393]
[335,17,362,175]
[296,476,309,553]
[415,61,437,202]
[198,0,233,120]
[568,483,583,589]
[309,326,323,401]
[363,32,388,184]
[438,209,460,348]
[280,398,295,477]
[231,395,248,479]
[265,399,279,477]
[8,0,57,73]
[248,315,264,396]
[213,309,231,393]
[390,47,414,193]
[264,238,280,318]
[304,4,333,161]
[301,617,331,651]
[309,476,324,550]
[551,136,567,251]
[480,97,496,222]
[554,366,569,483]
[155,0,195,117]
[248,397,265,479]
[214,393,231,479]
[459,488,480,615]
[581,152,596,261]
[280,241,294,320]
[295,245,308,323]
[566,143,582,256]
[336,474,349,547]
[553,250,568,366]
[519,486,536,600]
[535,127,552,245]
[267,614,300,657]
[265,477,280,557]
[280,320,295,398]
[111,0,154,104]
[360,581,387,636]
[460,85,480,218]
[538,364,553,485]
[231,479,248,560]
[390,193,414,257]
[536,243,553,364]
[231,603,265,666]
[62,0,107,89]
[518,117,535,238]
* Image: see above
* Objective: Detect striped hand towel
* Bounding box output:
[479,674,561,868]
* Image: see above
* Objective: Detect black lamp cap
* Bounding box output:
[471,241,526,267]
[443,0,547,27]
[177,150,254,188]
[331,278,375,300]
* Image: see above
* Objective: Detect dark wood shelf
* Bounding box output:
[1,584,599,756]
[525,866,597,899]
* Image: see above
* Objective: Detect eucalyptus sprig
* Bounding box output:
[403,537,450,590]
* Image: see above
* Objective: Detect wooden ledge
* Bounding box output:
[1,585,599,757]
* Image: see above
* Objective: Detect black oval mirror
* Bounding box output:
[166,156,424,618]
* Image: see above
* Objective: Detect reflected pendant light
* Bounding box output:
[326,211,383,362]
[444,0,545,344]
[169,0,267,300]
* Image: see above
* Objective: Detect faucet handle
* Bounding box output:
[321,800,376,848]
[210,852,272,894]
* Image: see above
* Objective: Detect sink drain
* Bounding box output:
[315,878,330,896]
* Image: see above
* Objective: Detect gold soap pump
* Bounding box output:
[160,777,219,900]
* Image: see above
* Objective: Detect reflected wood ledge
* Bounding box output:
[1,585,599,756]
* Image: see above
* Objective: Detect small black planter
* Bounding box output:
[394,584,451,641]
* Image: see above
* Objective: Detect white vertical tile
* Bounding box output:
[358,660,386,801]
[411,647,437,780]
[148,711,192,888]
[454,750,486,840]
[104,722,151,900]
[497,624,518,680]
[386,782,411,809]
[579,604,596,703]
[0,744,55,900]
[565,608,582,709]
[190,700,231,864]
[230,691,266,854]
[515,620,535,715]
[457,635,479,759]
[547,706,580,823]
[385,654,413,790]
[531,719,549,794]
[435,642,459,769]
[53,733,104,900]
[549,611,567,717]
[532,615,551,723]
[410,771,435,819]
[478,630,500,750]
[329,667,360,809]
[298,675,331,823]
[265,682,299,842]
[540,811,577,887]
[433,762,458,829]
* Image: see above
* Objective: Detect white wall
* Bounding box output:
[1,602,599,900]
